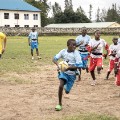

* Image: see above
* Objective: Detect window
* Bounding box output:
[33,14,38,20]
[24,25,29,28]
[4,13,9,19]
[34,25,38,27]
[14,13,19,19]
[5,25,10,27]
[15,25,19,27]
[24,14,29,20]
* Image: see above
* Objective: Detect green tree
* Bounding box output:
[48,0,90,24]
[105,4,120,23]
[76,6,85,15]
[96,7,101,22]
[99,9,107,22]
[89,4,92,21]
[52,2,62,16]
[65,0,73,11]
[75,6,91,23]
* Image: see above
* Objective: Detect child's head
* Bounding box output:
[81,27,87,36]
[67,39,76,52]
[112,37,118,45]
[31,28,36,32]
[94,30,101,39]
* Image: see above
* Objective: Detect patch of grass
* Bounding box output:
[55,114,119,120]
[1,35,119,73]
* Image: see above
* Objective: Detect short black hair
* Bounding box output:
[94,29,100,34]
[82,27,87,30]
[67,39,75,46]
[31,27,36,30]
[112,37,118,40]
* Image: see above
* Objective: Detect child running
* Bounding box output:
[87,30,109,86]
[105,38,118,80]
[76,27,91,81]
[52,39,83,111]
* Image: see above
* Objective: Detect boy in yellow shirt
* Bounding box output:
[0,32,7,58]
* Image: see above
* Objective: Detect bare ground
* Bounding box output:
[0,65,120,120]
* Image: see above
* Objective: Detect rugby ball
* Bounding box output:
[59,61,68,72]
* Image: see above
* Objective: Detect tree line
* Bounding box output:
[24,0,120,27]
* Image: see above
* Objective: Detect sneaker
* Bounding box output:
[37,56,41,59]
[55,105,62,111]
[32,56,34,60]
[91,80,96,86]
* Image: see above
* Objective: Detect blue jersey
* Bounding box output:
[76,34,91,54]
[54,49,83,75]
[28,31,38,42]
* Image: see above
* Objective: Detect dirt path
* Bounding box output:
[0,65,120,120]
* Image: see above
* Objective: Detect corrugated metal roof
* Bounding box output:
[0,0,41,12]
[45,22,118,28]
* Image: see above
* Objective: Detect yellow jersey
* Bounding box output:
[0,32,6,54]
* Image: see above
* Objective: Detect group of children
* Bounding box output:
[53,28,120,111]
[1,28,120,112]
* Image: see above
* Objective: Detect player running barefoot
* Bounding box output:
[87,30,109,86]
[52,39,83,111]
[105,38,118,80]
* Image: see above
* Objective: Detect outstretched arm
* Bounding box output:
[76,41,84,47]
[52,57,61,72]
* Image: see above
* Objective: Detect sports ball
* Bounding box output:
[59,61,68,72]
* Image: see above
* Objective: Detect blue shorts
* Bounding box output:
[80,54,88,68]
[31,41,38,50]
[58,72,76,93]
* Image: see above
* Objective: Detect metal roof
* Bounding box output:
[45,22,119,28]
[0,0,41,12]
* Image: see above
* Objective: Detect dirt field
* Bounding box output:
[0,65,120,120]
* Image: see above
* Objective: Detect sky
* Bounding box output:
[47,0,120,20]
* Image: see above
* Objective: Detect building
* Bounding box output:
[45,22,120,28]
[0,0,41,27]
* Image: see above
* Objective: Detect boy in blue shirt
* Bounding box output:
[53,39,83,111]
[28,28,41,59]
[76,27,91,81]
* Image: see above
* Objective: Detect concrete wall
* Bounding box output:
[0,27,120,36]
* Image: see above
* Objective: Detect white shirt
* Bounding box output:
[88,38,107,58]
[28,31,38,41]
[55,49,83,75]
[117,38,120,44]
[109,44,118,60]
[115,50,120,62]
[76,34,91,54]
